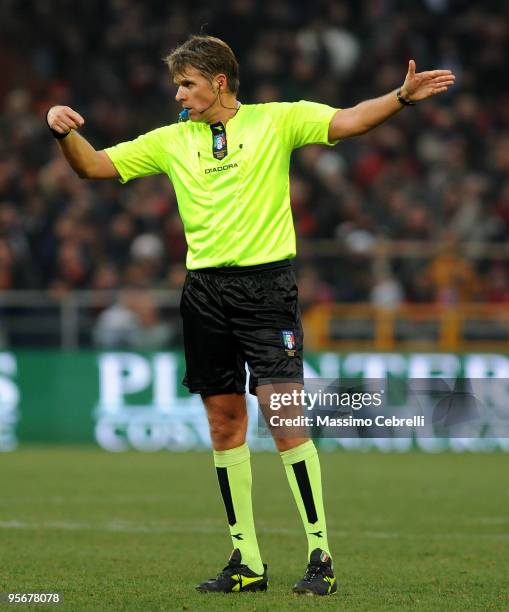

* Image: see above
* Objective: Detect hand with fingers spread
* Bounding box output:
[46,105,85,139]
[399,59,456,103]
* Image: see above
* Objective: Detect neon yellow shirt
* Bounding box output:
[104,101,338,269]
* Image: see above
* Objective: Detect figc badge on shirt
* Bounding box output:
[210,122,228,160]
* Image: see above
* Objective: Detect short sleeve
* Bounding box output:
[103,127,168,184]
[275,100,340,150]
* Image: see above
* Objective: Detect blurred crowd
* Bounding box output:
[1,0,509,338]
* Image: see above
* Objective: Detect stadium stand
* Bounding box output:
[1,0,508,346]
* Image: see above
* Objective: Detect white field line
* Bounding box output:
[465,517,509,525]
[0,519,508,540]
[0,495,177,506]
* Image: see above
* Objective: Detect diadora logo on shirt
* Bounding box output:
[204,162,239,174]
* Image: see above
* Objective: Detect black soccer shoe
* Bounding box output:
[196,549,268,593]
[293,548,338,596]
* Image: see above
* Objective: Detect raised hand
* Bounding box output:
[46,105,85,136]
[400,60,455,102]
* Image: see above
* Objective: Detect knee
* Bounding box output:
[209,409,245,439]
[204,395,247,449]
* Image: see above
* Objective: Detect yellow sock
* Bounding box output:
[213,443,264,574]
[280,440,331,560]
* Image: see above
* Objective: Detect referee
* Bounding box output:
[47,35,455,596]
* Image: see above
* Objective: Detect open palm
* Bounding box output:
[401,60,455,102]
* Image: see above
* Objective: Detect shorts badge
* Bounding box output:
[281,330,296,357]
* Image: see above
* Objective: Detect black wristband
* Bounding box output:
[396,88,416,106]
[46,110,71,139]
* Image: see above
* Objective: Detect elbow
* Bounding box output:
[345,123,373,138]
[330,126,367,140]
[329,118,370,140]
[355,124,372,136]
[75,166,93,179]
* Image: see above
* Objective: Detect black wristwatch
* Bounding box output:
[46,110,71,139]
[396,88,416,106]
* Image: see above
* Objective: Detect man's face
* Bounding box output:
[174,66,220,122]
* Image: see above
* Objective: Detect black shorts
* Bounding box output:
[180,260,304,397]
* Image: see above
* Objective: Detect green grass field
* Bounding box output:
[1,447,508,611]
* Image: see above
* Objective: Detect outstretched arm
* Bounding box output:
[47,105,119,179]
[328,60,455,141]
